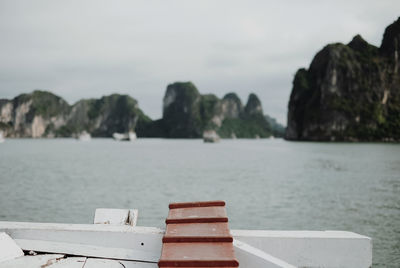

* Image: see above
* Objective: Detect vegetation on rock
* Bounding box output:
[0,83,284,139]
[286,17,400,141]
[0,91,148,138]
[149,82,277,139]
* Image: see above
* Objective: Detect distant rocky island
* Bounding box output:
[0,82,284,139]
[5,18,399,142]
[286,17,400,142]
[138,82,281,139]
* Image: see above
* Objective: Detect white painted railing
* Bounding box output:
[0,208,372,268]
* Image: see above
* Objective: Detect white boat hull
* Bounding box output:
[113,132,137,141]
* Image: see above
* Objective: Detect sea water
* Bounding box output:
[0,138,399,267]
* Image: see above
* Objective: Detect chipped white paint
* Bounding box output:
[84,258,124,268]
[0,254,64,268]
[128,209,139,227]
[0,232,23,263]
[46,257,86,267]
[119,260,158,268]
[85,258,158,268]
[233,239,296,268]
[15,239,159,262]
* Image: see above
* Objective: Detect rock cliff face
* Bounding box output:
[65,94,149,137]
[0,91,70,138]
[221,93,243,118]
[286,17,400,141]
[147,82,275,138]
[161,82,204,138]
[0,91,148,138]
[245,93,263,116]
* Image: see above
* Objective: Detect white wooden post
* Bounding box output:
[94,208,138,226]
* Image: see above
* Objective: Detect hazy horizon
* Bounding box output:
[1,0,399,124]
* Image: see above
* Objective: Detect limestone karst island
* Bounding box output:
[1,18,400,142]
[0,82,284,140]
[286,17,400,142]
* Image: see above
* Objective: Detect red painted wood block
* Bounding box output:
[166,207,228,224]
[158,242,239,267]
[163,223,233,243]
[169,201,226,209]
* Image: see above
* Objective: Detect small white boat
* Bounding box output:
[128,131,137,141]
[77,131,91,141]
[113,131,137,141]
[0,131,5,143]
[203,130,220,143]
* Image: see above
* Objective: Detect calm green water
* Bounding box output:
[0,139,399,267]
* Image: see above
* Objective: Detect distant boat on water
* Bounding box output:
[0,131,4,143]
[77,131,91,141]
[112,131,137,141]
[203,130,220,143]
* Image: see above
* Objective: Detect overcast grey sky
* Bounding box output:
[0,0,399,123]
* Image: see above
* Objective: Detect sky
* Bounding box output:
[0,1,399,124]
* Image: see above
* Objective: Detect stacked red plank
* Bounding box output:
[158,201,239,267]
